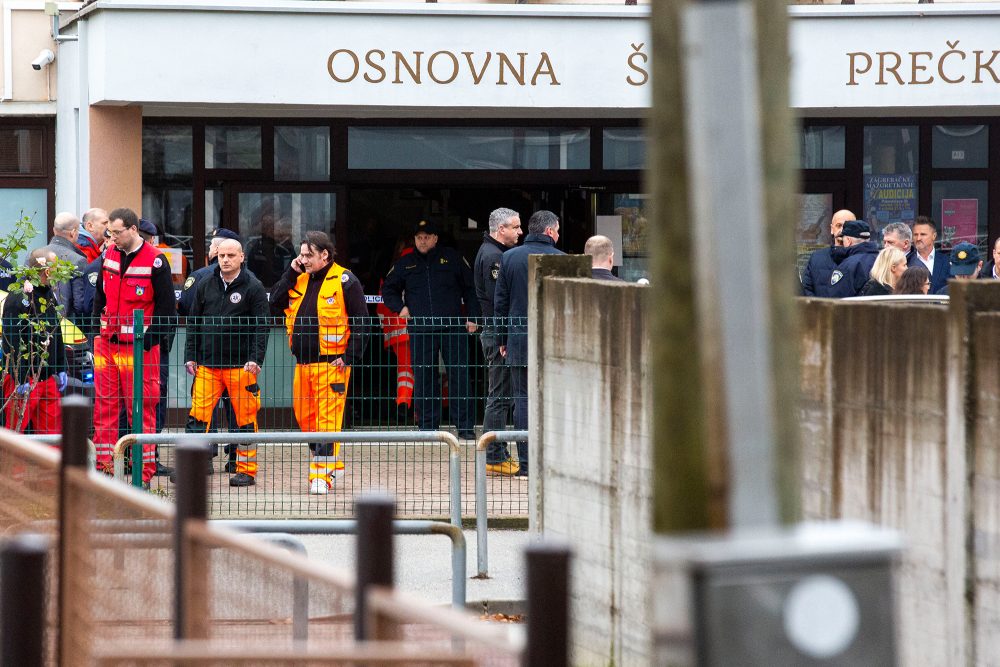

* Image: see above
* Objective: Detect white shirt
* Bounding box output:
[918,248,936,274]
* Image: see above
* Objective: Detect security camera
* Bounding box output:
[31,49,55,71]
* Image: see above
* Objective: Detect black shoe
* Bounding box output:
[154,462,174,477]
[514,468,529,478]
[457,430,477,440]
[230,472,255,487]
[224,460,237,474]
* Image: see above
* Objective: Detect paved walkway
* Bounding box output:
[293,529,531,607]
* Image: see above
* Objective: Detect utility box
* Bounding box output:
[653,521,901,666]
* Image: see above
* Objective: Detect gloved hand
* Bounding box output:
[143,336,157,352]
[14,382,30,397]
[56,371,68,393]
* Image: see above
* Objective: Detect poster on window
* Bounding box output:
[863,174,917,233]
[940,199,978,245]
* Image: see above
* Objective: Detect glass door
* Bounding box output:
[228,186,342,289]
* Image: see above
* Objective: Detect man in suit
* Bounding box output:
[912,216,950,294]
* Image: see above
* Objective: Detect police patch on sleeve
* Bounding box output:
[230,292,242,304]
[830,270,843,285]
[183,276,196,290]
[88,273,98,286]
[341,273,350,283]
[491,262,500,280]
[153,257,163,269]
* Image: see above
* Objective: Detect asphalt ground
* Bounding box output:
[293,529,531,608]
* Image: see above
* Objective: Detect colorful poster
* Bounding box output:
[863,174,917,232]
[941,199,978,245]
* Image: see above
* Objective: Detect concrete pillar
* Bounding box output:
[88,106,142,212]
[527,254,590,533]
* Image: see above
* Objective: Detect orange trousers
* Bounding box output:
[189,366,260,475]
[293,363,350,488]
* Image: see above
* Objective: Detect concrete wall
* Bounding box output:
[532,271,651,666]
[799,298,956,666]
[536,276,1000,665]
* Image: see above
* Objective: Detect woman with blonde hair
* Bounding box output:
[859,246,908,296]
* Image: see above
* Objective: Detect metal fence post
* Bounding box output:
[58,395,92,666]
[524,542,572,667]
[355,492,395,641]
[2,534,49,667]
[174,441,210,640]
[131,309,145,488]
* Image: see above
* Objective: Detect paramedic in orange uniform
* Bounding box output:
[270,231,367,495]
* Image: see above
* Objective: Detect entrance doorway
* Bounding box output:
[344,186,594,293]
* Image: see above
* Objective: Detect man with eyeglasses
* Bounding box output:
[91,208,177,486]
[474,208,523,476]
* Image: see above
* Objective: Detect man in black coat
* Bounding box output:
[382,220,480,438]
[494,210,565,477]
[828,220,879,298]
[1,249,68,433]
[474,208,522,475]
[801,209,854,297]
[584,235,625,282]
[181,238,269,487]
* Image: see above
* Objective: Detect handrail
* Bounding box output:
[475,431,528,577]
[186,520,355,592]
[367,585,524,654]
[111,431,464,527]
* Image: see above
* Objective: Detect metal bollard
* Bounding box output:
[524,542,572,667]
[354,492,395,641]
[58,395,92,666]
[2,534,49,667]
[174,442,210,640]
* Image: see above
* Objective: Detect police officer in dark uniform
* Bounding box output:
[179,227,246,471]
[381,220,481,438]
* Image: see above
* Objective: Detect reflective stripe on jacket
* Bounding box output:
[99,242,159,342]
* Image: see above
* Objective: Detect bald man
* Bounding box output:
[801,208,855,298]
[182,237,270,487]
[584,235,625,282]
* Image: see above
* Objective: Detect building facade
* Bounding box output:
[2,1,1000,285]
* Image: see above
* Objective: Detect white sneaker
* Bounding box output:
[309,479,329,495]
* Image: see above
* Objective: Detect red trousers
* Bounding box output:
[2,375,61,435]
[389,339,413,408]
[93,336,160,482]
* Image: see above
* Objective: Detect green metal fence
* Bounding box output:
[7,313,529,519]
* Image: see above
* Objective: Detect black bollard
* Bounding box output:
[57,395,92,666]
[524,542,572,667]
[354,492,395,641]
[2,534,50,667]
[173,442,210,640]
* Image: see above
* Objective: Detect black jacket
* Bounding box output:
[184,267,270,368]
[494,233,565,366]
[179,260,258,316]
[801,245,849,297]
[2,284,66,383]
[381,245,480,328]
[270,263,368,365]
[858,279,891,297]
[592,268,625,282]
[828,241,880,298]
[474,234,509,320]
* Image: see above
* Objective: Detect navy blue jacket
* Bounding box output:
[801,246,849,297]
[381,245,480,329]
[493,233,564,366]
[828,241,880,298]
[913,250,951,294]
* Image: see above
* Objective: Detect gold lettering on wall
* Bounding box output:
[847,41,1000,87]
[325,48,563,86]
